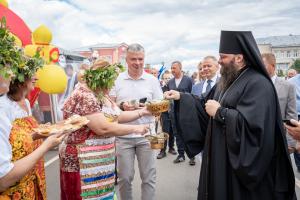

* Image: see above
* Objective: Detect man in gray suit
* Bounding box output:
[262,53,297,152]
[191,56,219,97]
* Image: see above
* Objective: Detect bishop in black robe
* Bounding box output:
[167,31,296,200]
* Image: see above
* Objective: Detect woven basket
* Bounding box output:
[146,100,170,116]
[148,132,169,149]
[150,142,165,149]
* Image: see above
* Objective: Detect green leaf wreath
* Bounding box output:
[84,63,125,99]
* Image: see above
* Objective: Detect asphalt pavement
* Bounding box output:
[45,150,300,200]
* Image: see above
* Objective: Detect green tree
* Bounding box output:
[290,59,300,72]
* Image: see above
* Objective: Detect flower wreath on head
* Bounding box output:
[11,53,44,83]
[0,17,44,83]
[83,59,125,100]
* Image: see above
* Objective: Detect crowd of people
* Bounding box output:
[1,26,300,200]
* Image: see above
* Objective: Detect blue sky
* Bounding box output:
[8,0,300,72]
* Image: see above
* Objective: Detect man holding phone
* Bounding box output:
[110,43,163,200]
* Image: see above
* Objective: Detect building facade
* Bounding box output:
[72,43,128,66]
[257,35,300,72]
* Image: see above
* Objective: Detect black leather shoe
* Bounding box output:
[173,156,185,163]
[168,148,177,155]
[189,158,196,166]
[157,151,166,159]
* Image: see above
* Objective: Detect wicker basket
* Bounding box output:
[146,100,170,116]
[151,142,165,149]
[147,132,169,149]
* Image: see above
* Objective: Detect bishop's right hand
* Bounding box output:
[164,90,180,100]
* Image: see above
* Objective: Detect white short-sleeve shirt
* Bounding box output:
[110,71,163,138]
[0,95,30,178]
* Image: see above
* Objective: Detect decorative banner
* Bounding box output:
[0,4,31,46]
[36,64,67,94]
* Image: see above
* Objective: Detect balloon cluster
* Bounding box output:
[24,25,67,94]
[0,0,67,94]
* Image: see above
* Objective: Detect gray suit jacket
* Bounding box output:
[191,81,205,97]
[191,77,220,97]
[274,77,297,147]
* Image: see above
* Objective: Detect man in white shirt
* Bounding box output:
[110,44,163,200]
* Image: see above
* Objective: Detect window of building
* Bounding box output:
[287,51,291,58]
[294,50,299,58]
[281,51,285,58]
[293,50,296,57]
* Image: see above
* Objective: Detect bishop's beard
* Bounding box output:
[218,59,240,91]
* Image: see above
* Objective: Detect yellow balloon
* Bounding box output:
[36,64,67,94]
[0,0,8,7]
[32,25,52,45]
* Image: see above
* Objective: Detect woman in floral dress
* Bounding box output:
[60,60,151,200]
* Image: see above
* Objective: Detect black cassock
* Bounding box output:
[174,68,296,200]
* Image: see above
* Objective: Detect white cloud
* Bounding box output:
[7,0,300,72]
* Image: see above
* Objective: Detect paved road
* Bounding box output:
[45,150,300,200]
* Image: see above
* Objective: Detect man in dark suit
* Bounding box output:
[191,56,220,97]
[167,61,195,165]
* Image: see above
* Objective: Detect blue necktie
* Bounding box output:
[205,79,212,93]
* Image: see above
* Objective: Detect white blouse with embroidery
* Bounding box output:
[0,95,31,178]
